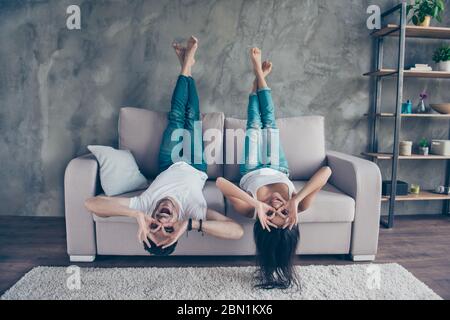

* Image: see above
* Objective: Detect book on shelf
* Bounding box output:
[407,63,433,71]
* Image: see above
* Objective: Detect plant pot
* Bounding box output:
[419,16,431,27]
[419,147,429,156]
[400,141,413,156]
[437,61,450,72]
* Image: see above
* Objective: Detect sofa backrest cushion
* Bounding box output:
[119,107,224,179]
[224,116,326,181]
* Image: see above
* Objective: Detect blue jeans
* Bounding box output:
[158,75,207,173]
[239,88,289,177]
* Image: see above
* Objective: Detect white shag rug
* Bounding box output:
[1,263,441,300]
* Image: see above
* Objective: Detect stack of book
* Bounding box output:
[409,64,433,71]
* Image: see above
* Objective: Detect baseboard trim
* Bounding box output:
[70,255,96,262]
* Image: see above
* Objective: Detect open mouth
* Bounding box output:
[160,207,171,215]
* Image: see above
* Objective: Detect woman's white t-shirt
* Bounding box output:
[129,162,208,221]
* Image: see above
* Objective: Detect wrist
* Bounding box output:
[253,199,263,208]
[132,211,144,219]
[191,220,200,230]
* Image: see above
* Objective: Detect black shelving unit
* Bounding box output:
[364,1,450,228]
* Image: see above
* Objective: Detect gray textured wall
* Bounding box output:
[0,0,449,216]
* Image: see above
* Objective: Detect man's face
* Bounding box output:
[152,198,178,224]
[149,198,178,243]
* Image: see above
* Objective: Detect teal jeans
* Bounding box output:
[158,75,207,173]
[240,88,289,177]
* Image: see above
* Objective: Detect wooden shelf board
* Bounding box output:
[364,69,450,78]
[382,190,450,202]
[362,152,450,160]
[371,24,450,39]
[364,113,450,118]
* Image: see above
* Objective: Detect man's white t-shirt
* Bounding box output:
[129,162,208,221]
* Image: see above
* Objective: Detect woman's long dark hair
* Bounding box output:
[253,222,300,289]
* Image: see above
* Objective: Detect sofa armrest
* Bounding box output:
[64,154,99,257]
[326,151,382,257]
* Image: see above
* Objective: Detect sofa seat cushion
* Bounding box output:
[225,182,355,224]
[293,181,355,223]
[93,181,225,223]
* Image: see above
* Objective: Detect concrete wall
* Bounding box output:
[0,0,449,216]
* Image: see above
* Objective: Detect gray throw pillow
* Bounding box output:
[87,145,148,196]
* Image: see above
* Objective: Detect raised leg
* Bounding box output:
[158,75,190,172]
[240,92,263,177]
[185,77,207,172]
[159,37,199,172]
[249,48,289,174]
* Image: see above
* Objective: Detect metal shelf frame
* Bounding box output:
[367,1,450,228]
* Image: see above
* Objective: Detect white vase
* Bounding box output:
[437,61,450,72]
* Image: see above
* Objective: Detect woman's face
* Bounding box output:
[263,192,289,228]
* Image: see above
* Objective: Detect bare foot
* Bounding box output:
[250,47,263,76]
[262,60,273,78]
[252,60,273,92]
[184,36,198,69]
[172,42,186,67]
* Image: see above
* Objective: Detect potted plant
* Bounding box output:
[418,138,430,155]
[433,45,450,71]
[407,0,445,27]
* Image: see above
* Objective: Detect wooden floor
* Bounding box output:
[1,215,449,299]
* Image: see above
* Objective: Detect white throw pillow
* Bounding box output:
[87,145,148,196]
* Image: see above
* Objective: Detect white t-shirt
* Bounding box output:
[240,168,296,219]
[129,162,208,221]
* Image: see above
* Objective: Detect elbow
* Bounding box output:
[324,166,333,178]
[233,224,245,240]
[84,197,96,212]
[216,177,225,189]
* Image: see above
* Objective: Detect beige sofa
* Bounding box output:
[65,107,382,262]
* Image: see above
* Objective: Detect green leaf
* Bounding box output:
[412,15,419,25]
[433,6,439,17]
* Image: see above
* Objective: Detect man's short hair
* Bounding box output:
[143,238,177,256]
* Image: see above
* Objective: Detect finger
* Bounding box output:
[282,218,290,229]
[263,219,271,232]
[259,216,267,231]
[149,224,162,233]
[289,218,297,230]
[162,240,177,249]
[276,210,288,219]
[143,236,151,248]
[267,221,278,229]
[159,238,174,248]
[160,227,169,237]
[162,221,175,227]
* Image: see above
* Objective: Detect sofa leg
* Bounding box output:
[351,255,376,262]
[70,255,96,262]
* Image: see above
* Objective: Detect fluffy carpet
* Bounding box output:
[1,263,441,300]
